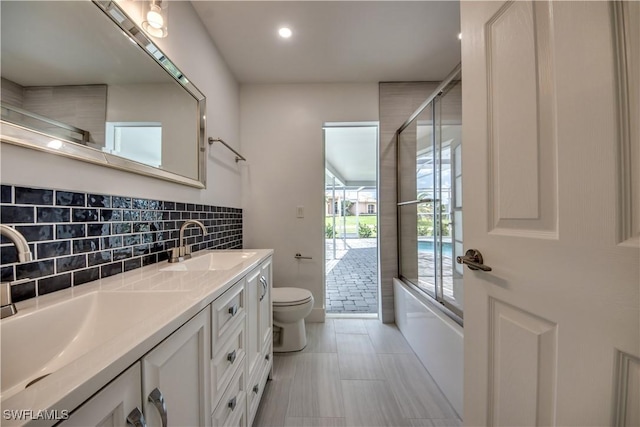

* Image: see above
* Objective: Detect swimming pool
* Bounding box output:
[418,240,452,256]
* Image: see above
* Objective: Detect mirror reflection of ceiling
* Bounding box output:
[325,126,377,187]
[0,1,170,87]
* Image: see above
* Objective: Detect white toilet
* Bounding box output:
[272,287,314,352]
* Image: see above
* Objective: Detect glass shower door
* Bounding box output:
[435,77,463,314]
[397,69,463,320]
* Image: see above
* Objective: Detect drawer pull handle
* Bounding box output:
[148,388,168,427]
[228,396,237,411]
[259,276,267,301]
[227,349,237,363]
[253,384,260,394]
[126,407,147,427]
[228,304,238,316]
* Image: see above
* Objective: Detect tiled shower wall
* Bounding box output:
[0,184,243,302]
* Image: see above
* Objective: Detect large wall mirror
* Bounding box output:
[0,0,206,188]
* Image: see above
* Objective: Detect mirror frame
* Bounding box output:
[0,0,207,188]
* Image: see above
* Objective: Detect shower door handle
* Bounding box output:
[456,249,492,272]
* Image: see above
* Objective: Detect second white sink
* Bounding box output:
[160,251,257,272]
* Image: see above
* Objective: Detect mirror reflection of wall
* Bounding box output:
[0,0,202,182]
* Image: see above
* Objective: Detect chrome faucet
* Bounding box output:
[0,224,32,263]
[1,225,33,319]
[169,220,208,263]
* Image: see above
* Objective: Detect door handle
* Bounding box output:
[456,249,492,271]
[126,407,147,427]
[227,349,237,364]
[148,387,168,427]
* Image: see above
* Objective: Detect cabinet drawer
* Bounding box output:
[212,279,245,348]
[211,320,245,407]
[212,364,246,427]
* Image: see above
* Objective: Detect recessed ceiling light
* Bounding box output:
[458,32,462,40]
[278,27,292,39]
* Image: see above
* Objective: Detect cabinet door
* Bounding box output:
[258,257,272,354]
[62,363,142,427]
[143,308,210,427]
[245,266,261,382]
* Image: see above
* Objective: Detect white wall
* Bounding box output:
[0,1,242,208]
[394,278,463,416]
[240,83,378,321]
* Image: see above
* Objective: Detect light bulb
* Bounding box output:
[457,32,462,40]
[278,27,292,38]
[47,140,62,149]
[147,5,164,29]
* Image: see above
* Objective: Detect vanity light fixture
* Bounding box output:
[142,0,168,38]
[47,140,63,149]
[278,27,292,39]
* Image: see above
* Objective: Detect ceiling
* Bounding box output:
[191,1,461,84]
[325,126,377,186]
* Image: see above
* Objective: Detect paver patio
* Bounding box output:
[325,238,377,313]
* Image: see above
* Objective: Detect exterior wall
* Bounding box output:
[240,83,378,321]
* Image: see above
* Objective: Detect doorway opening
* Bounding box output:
[324,122,379,316]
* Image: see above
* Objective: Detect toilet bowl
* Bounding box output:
[272,287,314,352]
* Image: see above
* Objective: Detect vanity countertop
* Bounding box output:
[0,249,273,426]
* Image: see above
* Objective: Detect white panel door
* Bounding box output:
[461,1,639,426]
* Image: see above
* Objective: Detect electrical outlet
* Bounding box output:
[296,206,304,218]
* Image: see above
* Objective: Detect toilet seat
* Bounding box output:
[272,287,312,307]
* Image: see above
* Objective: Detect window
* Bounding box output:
[104,122,162,168]
[367,204,375,214]
[397,73,463,321]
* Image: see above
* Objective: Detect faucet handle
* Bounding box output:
[1,279,31,307]
[1,282,11,307]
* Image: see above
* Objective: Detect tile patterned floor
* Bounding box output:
[325,239,378,314]
[253,319,462,427]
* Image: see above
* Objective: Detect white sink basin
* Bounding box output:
[160,251,257,272]
[1,290,186,400]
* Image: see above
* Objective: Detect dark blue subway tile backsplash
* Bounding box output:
[1,184,243,303]
[1,185,11,204]
[15,187,54,205]
[56,191,85,207]
[1,206,35,223]
[88,194,111,208]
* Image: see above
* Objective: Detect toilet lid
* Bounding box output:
[272,287,312,306]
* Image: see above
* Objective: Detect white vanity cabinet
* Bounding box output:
[142,308,210,427]
[59,309,210,427]
[210,277,247,426]
[52,253,273,427]
[61,363,143,427]
[246,257,273,425]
